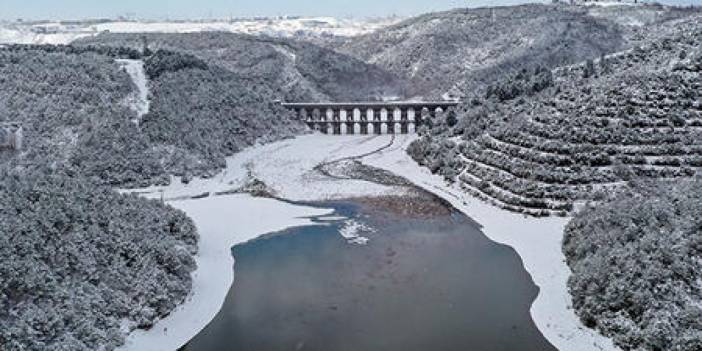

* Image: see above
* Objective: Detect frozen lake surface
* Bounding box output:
[182,200,555,351]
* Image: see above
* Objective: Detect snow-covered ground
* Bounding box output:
[116,59,150,125]
[0,16,400,45]
[122,134,618,351]
[133,134,407,202]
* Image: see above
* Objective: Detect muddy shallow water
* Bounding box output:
[181,199,555,351]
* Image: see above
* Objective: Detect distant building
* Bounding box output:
[557,0,641,4]
[0,123,23,151]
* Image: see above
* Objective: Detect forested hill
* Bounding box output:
[0,47,163,186]
[563,180,702,351]
[0,44,307,185]
[76,32,406,102]
[335,4,626,99]
[0,167,198,350]
[0,38,307,351]
[382,7,702,350]
[0,25,406,351]
[408,13,702,216]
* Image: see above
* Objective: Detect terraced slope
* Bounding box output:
[409,16,702,216]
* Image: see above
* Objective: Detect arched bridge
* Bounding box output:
[281,101,460,135]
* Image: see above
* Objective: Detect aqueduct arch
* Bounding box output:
[281,101,460,135]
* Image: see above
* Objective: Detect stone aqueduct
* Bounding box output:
[281,101,460,135]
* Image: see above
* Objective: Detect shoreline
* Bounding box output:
[118,135,401,351]
[120,134,619,351]
[362,135,620,351]
[118,194,332,351]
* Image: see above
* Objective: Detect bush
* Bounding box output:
[144,49,208,79]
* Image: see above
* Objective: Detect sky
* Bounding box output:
[1,0,701,21]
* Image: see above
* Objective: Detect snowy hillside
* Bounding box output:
[408,14,702,216]
[76,32,405,102]
[0,167,199,350]
[336,4,626,99]
[391,9,702,350]
[0,16,401,45]
[336,3,701,100]
[564,180,702,351]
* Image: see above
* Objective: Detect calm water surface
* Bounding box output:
[182,201,555,351]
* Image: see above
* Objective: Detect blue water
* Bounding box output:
[182,200,555,351]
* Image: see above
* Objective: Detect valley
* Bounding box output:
[1,2,701,351]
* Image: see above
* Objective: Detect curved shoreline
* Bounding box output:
[118,194,332,351]
[117,135,399,351]
[362,135,620,351]
[119,134,619,351]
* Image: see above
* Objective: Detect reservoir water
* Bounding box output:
[182,199,555,351]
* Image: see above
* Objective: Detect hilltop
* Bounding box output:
[76,32,405,102]
[335,4,627,99]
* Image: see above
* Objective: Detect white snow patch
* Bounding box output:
[118,194,331,351]
[119,319,135,334]
[339,219,374,245]
[316,215,348,221]
[272,44,297,62]
[132,134,405,202]
[362,134,621,351]
[0,26,93,44]
[116,59,150,125]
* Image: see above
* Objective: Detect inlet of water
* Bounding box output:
[182,199,555,351]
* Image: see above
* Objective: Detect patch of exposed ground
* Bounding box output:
[315,139,455,219]
[351,192,454,219]
[317,159,413,186]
